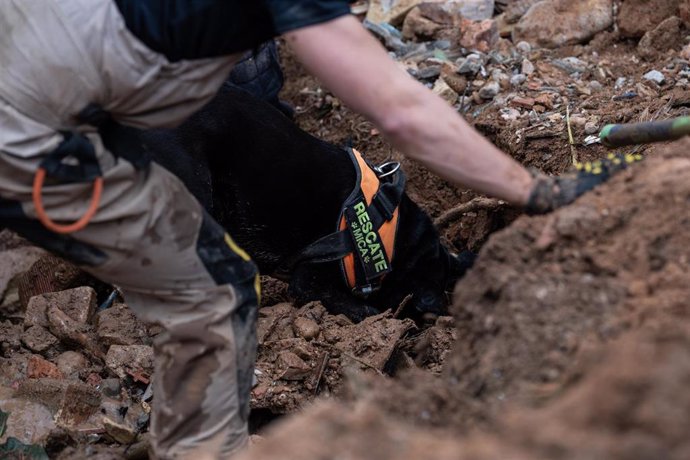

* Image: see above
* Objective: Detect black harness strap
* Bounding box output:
[277,148,405,297]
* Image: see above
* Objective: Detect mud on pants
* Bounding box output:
[0,1,259,457]
[0,138,260,459]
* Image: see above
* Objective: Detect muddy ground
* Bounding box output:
[2,2,690,459]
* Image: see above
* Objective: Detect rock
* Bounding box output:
[585,121,599,135]
[99,378,122,399]
[402,4,450,40]
[16,255,86,308]
[682,43,690,61]
[96,302,148,346]
[103,417,138,444]
[615,77,627,89]
[515,40,532,54]
[521,58,535,75]
[452,0,495,21]
[20,325,58,353]
[46,305,103,360]
[456,53,483,74]
[512,0,613,48]
[569,114,587,127]
[511,96,535,109]
[638,16,684,61]
[553,56,587,74]
[25,286,97,328]
[618,0,680,38]
[502,0,542,24]
[292,317,321,341]
[459,18,499,53]
[588,80,604,92]
[644,70,666,85]
[510,73,527,86]
[0,386,56,444]
[26,355,63,379]
[432,78,459,104]
[55,351,88,378]
[277,351,312,381]
[500,107,522,121]
[105,345,154,380]
[15,378,101,427]
[478,81,500,99]
[441,64,468,93]
[366,0,445,25]
[0,247,44,302]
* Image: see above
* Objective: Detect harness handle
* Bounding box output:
[32,167,103,234]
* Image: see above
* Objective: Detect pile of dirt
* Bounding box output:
[243,138,690,460]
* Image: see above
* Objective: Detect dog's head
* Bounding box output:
[366,196,475,323]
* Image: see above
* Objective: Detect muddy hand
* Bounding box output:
[525,153,644,215]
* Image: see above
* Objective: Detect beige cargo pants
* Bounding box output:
[1,0,256,458]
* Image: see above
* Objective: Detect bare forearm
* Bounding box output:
[285,16,533,205]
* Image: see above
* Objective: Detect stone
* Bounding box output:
[277,351,312,381]
[402,4,449,40]
[588,80,604,92]
[521,58,535,75]
[615,77,627,89]
[0,247,44,301]
[512,0,613,49]
[585,121,599,135]
[638,16,684,61]
[451,0,495,21]
[99,378,122,399]
[432,78,459,104]
[25,286,96,328]
[55,351,88,378]
[500,107,522,121]
[456,53,483,74]
[511,96,535,109]
[292,317,321,341]
[103,417,138,444]
[20,325,58,353]
[96,302,148,346]
[515,40,532,54]
[682,43,690,61]
[46,305,103,360]
[478,81,500,99]
[618,0,680,38]
[366,0,445,25]
[643,70,666,85]
[441,64,468,94]
[0,386,56,445]
[510,73,527,86]
[15,378,101,427]
[459,18,499,53]
[16,255,86,308]
[26,355,63,379]
[105,345,154,380]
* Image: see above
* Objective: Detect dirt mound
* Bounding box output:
[244,313,690,460]
[244,139,690,460]
[445,140,690,419]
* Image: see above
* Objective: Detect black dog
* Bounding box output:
[144,85,472,322]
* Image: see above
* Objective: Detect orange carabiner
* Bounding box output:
[32,167,103,234]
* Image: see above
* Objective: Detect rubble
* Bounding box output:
[25,287,97,328]
[15,379,101,427]
[105,345,154,381]
[618,0,681,38]
[643,70,666,85]
[95,302,149,346]
[20,325,58,353]
[512,0,613,48]
[637,16,684,61]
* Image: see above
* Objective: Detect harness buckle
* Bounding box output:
[352,283,380,298]
[373,161,400,179]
